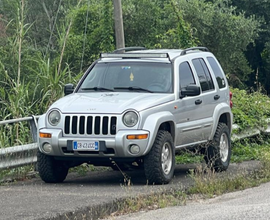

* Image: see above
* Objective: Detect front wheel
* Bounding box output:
[204,123,231,171]
[144,130,175,184]
[37,150,69,183]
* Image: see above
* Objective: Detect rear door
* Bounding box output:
[191,57,217,140]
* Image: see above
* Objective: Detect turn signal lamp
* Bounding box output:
[39,133,52,138]
[127,134,148,140]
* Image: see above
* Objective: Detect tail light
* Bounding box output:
[229,91,233,108]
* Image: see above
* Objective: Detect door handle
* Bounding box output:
[214,95,220,100]
[195,99,202,105]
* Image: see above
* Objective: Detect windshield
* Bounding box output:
[78,62,173,93]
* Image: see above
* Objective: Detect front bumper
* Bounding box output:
[38,128,150,158]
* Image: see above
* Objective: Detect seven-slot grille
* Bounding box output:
[64,115,117,136]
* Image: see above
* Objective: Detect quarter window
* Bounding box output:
[192,58,214,92]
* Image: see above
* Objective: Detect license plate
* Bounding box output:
[73,141,99,151]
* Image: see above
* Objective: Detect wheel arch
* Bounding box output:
[158,121,175,142]
[219,112,232,133]
[210,105,233,140]
[142,112,176,155]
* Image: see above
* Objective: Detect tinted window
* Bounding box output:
[179,62,195,89]
[207,57,226,88]
[192,58,214,92]
[198,59,214,90]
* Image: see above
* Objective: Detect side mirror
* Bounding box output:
[180,85,201,98]
[64,83,74,96]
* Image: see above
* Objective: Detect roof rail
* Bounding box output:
[100,53,169,59]
[180,47,209,55]
[112,47,146,53]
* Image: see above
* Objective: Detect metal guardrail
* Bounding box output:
[232,119,270,141]
[0,116,39,170]
[0,116,269,170]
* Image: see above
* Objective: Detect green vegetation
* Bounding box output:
[0,165,36,184]
[231,137,270,162]
[232,88,270,132]
[0,0,268,125]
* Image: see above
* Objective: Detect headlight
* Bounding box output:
[48,110,61,126]
[123,111,138,127]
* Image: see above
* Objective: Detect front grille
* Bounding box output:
[64,115,117,136]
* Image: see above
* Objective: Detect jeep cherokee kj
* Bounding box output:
[37,47,233,184]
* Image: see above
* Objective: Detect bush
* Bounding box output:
[231,88,270,133]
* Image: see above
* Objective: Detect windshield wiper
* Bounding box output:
[81,87,114,92]
[114,86,153,93]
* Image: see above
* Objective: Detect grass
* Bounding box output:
[115,190,187,216]
[187,166,259,197]
[231,136,270,162]
[175,136,270,164]
[0,165,37,184]
[175,150,203,164]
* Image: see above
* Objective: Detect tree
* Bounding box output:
[122,0,195,49]
[177,0,260,88]
[230,0,270,93]
[64,0,115,72]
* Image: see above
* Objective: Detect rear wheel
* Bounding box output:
[37,150,69,183]
[144,130,175,184]
[204,123,231,171]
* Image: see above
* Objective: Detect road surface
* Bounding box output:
[0,161,260,220]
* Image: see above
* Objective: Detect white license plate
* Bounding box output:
[73,141,99,151]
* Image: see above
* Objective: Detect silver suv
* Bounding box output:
[37,47,233,184]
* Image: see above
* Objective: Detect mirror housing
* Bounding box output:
[64,83,74,96]
[180,85,201,98]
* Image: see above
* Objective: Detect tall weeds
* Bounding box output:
[0,0,81,148]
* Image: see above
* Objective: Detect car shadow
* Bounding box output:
[62,163,198,187]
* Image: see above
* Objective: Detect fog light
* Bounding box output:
[129,145,140,154]
[43,143,52,153]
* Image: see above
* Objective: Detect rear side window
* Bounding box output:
[179,62,196,90]
[207,57,226,89]
[192,58,214,92]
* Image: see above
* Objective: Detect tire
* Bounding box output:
[204,123,231,172]
[37,150,69,183]
[144,130,175,184]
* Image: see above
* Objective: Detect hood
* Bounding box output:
[49,92,175,114]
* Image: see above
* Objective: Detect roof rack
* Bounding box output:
[180,47,209,55]
[100,53,169,59]
[112,47,147,53]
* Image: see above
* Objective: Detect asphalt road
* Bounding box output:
[107,181,270,220]
[0,161,260,220]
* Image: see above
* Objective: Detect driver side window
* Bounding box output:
[179,62,196,90]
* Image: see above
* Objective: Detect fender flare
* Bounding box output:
[141,111,176,155]
[210,103,233,139]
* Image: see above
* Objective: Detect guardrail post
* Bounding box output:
[29,115,38,142]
